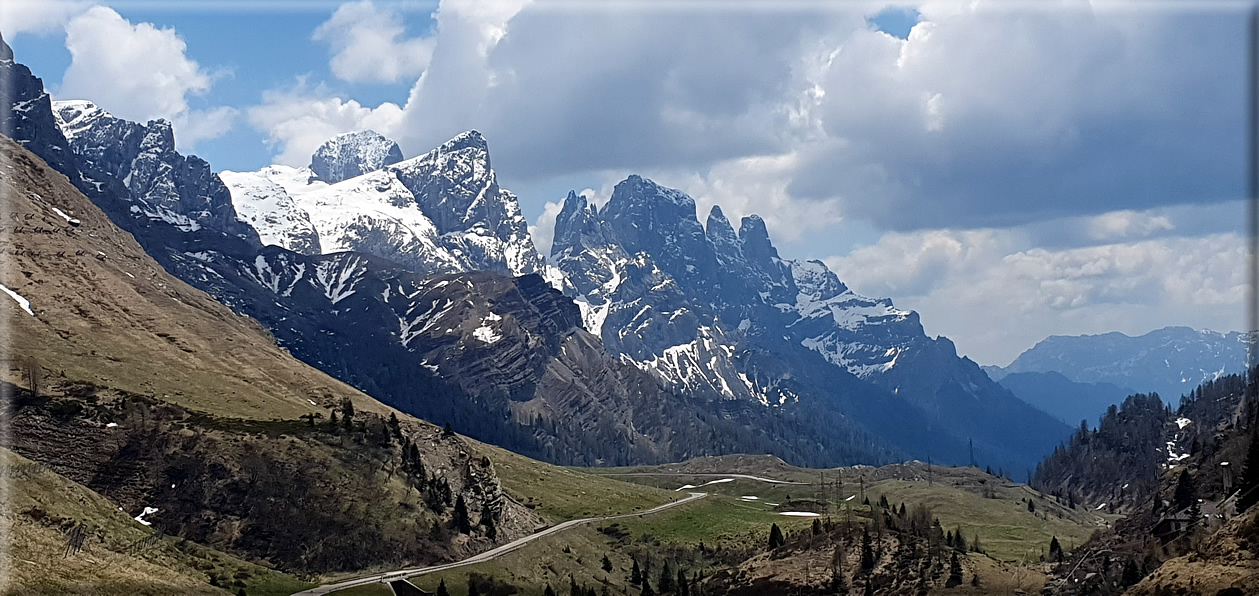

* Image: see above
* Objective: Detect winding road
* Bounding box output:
[595,472,809,486]
[292,492,708,595]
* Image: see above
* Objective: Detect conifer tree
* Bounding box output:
[544,586,556,596]
[481,502,497,540]
[436,579,450,596]
[677,569,688,596]
[631,557,642,585]
[468,575,480,596]
[570,575,580,596]
[953,527,967,553]
[768,523,786,550]
[659,560,674,593]
[946,550,963,587]
[1238,426,1259,513]
[860,527,875,572]
[453,494,471,534]
[602,555,613,572]
[388,412,401,438]
[1174,468,1196,511]
[1049,536,1063,562]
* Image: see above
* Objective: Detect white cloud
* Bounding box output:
[826,220,1247,366]
[528,199,564,258]
[791,2,1246,230]
[247,84,405,166]
[58,6,234,151]
[0,0,89,36]
[313,1,436,84]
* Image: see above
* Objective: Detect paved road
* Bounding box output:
[596,472,808,486]
[292,492,708,595]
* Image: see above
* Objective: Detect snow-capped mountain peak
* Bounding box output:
[222,130,544,278]
[310,130,404,184]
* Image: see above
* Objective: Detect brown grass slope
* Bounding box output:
[0,137,567,586]
[0,136,375,420]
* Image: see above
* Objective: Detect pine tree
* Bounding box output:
[946,550,963,587]
[830,568,848,594]
[328,409,338,430]
[860,527,875,572]
[631,557,642,586]
[443,422,455,437]
[570,575,580,596]
[436,579,450,596]
[341,399,354,432]
[602,555,613,572]
[642,579,656,596]
[768,523,786,550]
[659,560,674,593]
[953,527,967,553]
[1238,426,1259,513]
[544,586,557,596]
[481,502,497,540]
[863,579,874,596]
[1174,468,1196,511]
[388,412,401,438]
[453,494,471,534]
[468,574,481,596]
[676,569,688,596]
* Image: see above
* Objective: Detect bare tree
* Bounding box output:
[23,357,40,397]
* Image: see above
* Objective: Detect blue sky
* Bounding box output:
[2,0,1251,365]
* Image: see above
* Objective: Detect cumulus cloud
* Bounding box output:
[826,218,1247,365]
[313,1,436,84]
[0,0,90,36]
[791,2,1246,230]
[58,6,235,150]
[647,152,844,244]
[256,1,1244,232]
[528,199,565,257]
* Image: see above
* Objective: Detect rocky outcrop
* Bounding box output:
[310,129,404,184]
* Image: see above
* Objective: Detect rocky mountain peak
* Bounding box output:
[1,32,14,62]
[738,214,779,261]
[310,129,404,184]
[705,205,738,245]
[439,129,489,154]
[552,190,610,257]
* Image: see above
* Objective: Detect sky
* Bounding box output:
[1,0,1250,366]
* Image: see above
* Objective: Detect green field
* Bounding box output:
[469,440,678,523]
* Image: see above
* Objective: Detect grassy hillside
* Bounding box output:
[0,138,548,591]
[467,439,676,523]
[0,138,382,422]
[2,447,311,596]
[388,458,1114,595]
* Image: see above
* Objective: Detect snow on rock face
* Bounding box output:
[310,130,404,184]
[0,283,34,315]
[219,170,322,255]
[51,100,260,244]
[223,131,544,279]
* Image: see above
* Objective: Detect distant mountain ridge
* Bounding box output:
[988,326,1251,404]
[996,371,1135,427]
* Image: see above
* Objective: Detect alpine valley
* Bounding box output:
[8,29,1257,596]
[1,33,1069,474]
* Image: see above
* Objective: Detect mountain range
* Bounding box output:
[3,34,1069,474]
[986,326,1252,405]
